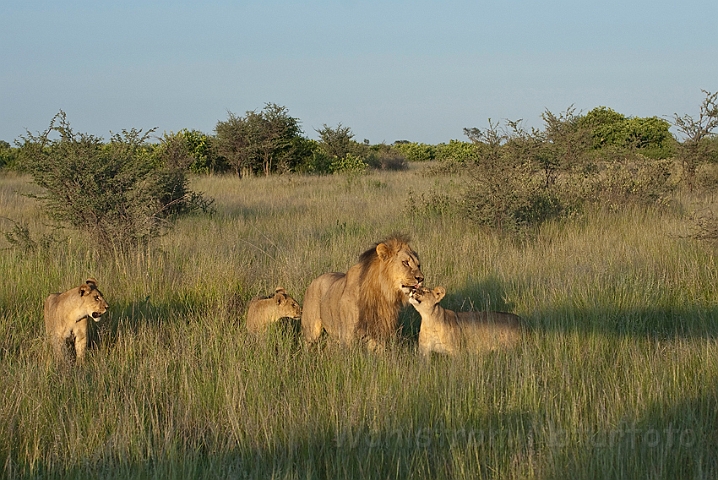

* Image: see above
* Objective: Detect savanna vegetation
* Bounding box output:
[1,91,717,479]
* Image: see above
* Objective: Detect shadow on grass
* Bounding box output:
[4,409,536,479]
[431,274,718,341]
[89,292,228,352]
[542,384,718,479]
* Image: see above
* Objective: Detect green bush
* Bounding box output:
[0,141,19,171]
[579,106,675,159]
[18,112,213,251]
[329,153,368,174]
[161,129,226,174]
[434,139,478,163]
[215,103,306,177]
[393,142,436,162]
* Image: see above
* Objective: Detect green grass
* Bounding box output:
[1,165,717,479]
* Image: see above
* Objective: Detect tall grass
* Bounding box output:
[1,165,716,479]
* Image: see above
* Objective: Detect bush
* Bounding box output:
[393,142,435,162]
[365,145,408,171]
[434,140,478,163]
[0,141,19,171]
[18,112,213,251]
[215,103,306,177]
[329,153,368,175]
[579,106,675,159]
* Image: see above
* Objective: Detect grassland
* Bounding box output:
[1,164,717,479]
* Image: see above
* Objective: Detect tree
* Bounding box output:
[214,103,305,177]
[214,111,253,177]
[579,106,674,159]
[18,111,212,251]
[673,90,718,191]
[315,123,358,160]
[543,106,591,168]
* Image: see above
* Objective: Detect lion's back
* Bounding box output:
[44,293,63,333]
[246,291,301,333]
[457,311,522,351]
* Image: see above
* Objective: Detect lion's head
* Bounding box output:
[356,235,424,341]
[408,286,445,313]
[272,287,302,320]
[79,278,109,321]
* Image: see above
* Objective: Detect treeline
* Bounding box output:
[2,95,717,179]
[409,90,718,234]
[2,91,717,250]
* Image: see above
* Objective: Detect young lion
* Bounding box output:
[44,278,109,365]
[409,286,522,356]
[246,287,302,334]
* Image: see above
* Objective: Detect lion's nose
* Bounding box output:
[415,275,424,285]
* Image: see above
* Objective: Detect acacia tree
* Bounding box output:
[315,123,358,159]
[214,112,253,177]
[215,103,304,177]
[673,90,718,191]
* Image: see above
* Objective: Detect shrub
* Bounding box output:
[160,129,226,175]
[434,140,478,163]
[215,103,306,177]
[18,112,213,251]
[393,142,435,162]
[329,153,368,175]
[0,141,19,171]
[365,145,408,171]
[673,90,718,191]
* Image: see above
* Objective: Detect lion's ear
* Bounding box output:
[275,287,286,295]
[375,242,393,260]
[79,284,92,297]
[433,286,446,302]
[85,278,98,289]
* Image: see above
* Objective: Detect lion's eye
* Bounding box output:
[402,260,409,267]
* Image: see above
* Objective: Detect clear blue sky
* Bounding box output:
[2,1,716,145]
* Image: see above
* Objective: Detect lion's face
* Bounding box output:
[378,242,424,298]
[408,286,445,313]
[275,290,302,319]
[80,279,109,322]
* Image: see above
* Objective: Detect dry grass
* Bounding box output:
[1,165,717,479]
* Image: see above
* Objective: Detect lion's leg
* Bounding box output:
[51,334,66,363]
[301,287,323,343]
[73,321,88,365]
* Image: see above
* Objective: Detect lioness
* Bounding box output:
[246,287,302,334]
[302,234,424,348]
[408,286,522,356]
[44,278,109,365]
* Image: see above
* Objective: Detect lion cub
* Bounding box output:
[246,287,302,334]
[409,286,522,356]
[44,278,109,365]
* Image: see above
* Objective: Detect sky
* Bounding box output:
[2,0,717,145]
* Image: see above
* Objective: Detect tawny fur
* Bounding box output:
[44,278,109,365]
[302,235,424,347]
[409,286,522,356]
[245,287,302,334]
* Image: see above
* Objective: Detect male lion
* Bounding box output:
[302,235,424,348]
[408,286,522,356]
[44,278,109,365]
[246,287,302,334]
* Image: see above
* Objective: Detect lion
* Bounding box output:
[301,234,424,348]
[246,287,302,334]
[44,278,109,365]
[408,286,522,356]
